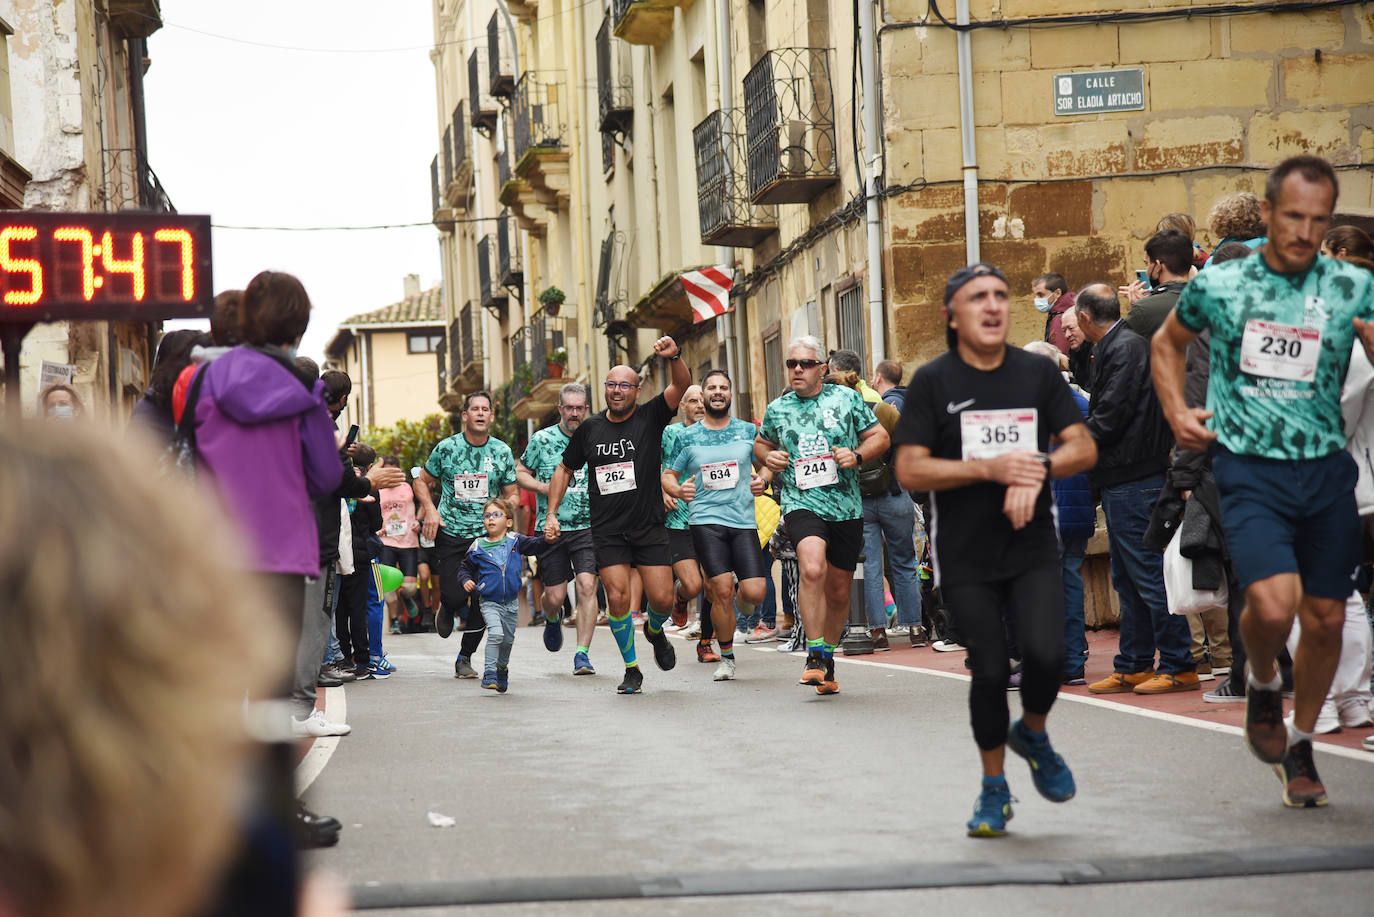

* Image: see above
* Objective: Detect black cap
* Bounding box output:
[943,262,1008,350]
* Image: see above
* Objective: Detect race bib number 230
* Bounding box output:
[1240,319,1320,382]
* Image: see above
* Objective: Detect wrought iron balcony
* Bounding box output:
[446,103,472,210]
[469,48,498,135]
[694,109,777,247]
[612,0,686,46]
[510,326,530,402]
[596,16,632,138]
[512,72,565,166]
[497,211,523,293]
[431,155,452,230]
[488,12,515,99]
[442,125,454,187]
[437,335,448,394]
[594,231,628,330]
[529,308,567,387]
[460,301,483,372]
[452,103,468,177]
[498,142,512,191]
[431,155,440,217]
[478,234,506,314]
[743,48,839,205]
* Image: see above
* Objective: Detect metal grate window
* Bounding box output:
[763,330,784,403]
[836,284,866,371]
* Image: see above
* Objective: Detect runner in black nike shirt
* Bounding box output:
[545,335,692,694]
[893,263,1096,838]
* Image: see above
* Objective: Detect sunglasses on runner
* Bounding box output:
[785,359,825,370]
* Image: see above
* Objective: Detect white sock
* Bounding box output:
[1247,668,1282,692]
[1288,722,1314,747]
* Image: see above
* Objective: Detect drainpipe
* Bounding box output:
[714,0,738,414]
[858,0,885,364]
[956,0,979,264]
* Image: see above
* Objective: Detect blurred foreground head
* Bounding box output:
[0,426,287,917]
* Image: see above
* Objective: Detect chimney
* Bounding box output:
[403,273,421,299]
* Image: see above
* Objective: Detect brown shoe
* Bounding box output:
[1276,739,1328,808]
[1088,671,1155,694]
[870,628,891,652]
[1245,673,1289,764]
[1134,671,1201,694]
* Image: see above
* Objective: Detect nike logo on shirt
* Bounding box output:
[947,399,975,413]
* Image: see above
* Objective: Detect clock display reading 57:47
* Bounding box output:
[0,212,213,323]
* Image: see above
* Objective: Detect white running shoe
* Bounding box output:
[292,710,351,737]
[931,639,965,653]
[713,657,737,681]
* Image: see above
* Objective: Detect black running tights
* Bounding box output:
[942,565,1066,751]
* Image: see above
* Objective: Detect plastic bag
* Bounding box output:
[1162,532,1227,615]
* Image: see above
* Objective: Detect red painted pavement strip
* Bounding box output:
[861,628,1374,754]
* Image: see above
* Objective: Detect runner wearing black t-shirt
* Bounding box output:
[893,263,1097,838]
[546,335,692,694]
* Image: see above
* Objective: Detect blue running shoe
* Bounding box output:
[966,778,1015,837]
[370,654,396,675]
[366,659,391,679]
[1007,719,1076,802]
[573,651,595,675]
[496,667,509,693]
[543,616,564,652]
[480,670,499,690]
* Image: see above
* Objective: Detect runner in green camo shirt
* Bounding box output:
[521,420,590,531]
[1154,155,1374,810]
[755,336,888,697]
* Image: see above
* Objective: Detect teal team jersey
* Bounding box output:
[760,383,877,522]
[661,422,691,530]
[520,424,590,531]
[667,417,760,529]
[423,433,518,539]
[1175,253,1374,460]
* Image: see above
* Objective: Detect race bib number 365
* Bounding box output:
[1240,319,1320,382]
[453,472,489,503]
[960,409,1037,461]
[595,461,636,495]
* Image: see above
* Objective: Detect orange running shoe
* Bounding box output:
[800,651,826,686]
[697,642,720,664]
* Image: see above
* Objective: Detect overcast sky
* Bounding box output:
[144,1,441,361]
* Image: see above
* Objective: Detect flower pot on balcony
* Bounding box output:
[546,362,565,379]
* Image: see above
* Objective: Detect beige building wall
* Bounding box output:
[336,328,446,431]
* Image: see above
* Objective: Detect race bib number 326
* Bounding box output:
[960,409,1037,461]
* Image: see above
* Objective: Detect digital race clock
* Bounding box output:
[0,212,213,323]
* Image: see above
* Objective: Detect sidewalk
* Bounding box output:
[864,627,1373,754]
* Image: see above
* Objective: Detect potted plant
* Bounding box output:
[513,361,534,397]
[538,285,566,316]
[547,346,568,379]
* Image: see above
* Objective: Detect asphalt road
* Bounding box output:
[303,628,1374,914]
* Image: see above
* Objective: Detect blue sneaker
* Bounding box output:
[481,669,499,690]
[366,659,391,679]
[1006,719,1076,802]
[370,654,396,675]
[573,651,595,675]
[543,616,564,652]
[496,667,509,693]
[966,778,1015,837]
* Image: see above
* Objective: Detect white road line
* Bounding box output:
[755,647,1374,765]
[295,686,347,793]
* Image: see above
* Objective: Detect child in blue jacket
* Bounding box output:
[459,498,558,692]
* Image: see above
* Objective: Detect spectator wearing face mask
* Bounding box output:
[39,384,83,421]
[1032,273,1076,357]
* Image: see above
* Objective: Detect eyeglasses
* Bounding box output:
[483,511,507,520]
[785,359,825,370]
[604,381,639,391]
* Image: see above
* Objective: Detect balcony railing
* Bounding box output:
[529,308,567,386]
[510,326,530,401]
[512,71,565,165]
[498,142,512,189]
[488,12,515,99]
[442,125,454,186]
[694,109,777,247]
[478,234,507,313]
[597,16,632,138]
[594,231,628,329]
[459,301,482,374]
[452,102,468,176]
[611,0,680,46]
[430,155,441,218]
[497,211,523,293]
[469,48,498,135]
[437,335,448,394]
[743,48,839,205]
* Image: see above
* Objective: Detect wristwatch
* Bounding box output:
[667,352,681,361]
[1035,452,1052,470]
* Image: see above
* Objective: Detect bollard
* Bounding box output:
[840,553,875,655]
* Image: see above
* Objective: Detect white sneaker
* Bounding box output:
[888,624,911,636]
[713,656,737,681]
[683,624,701,639]
[1338,697,1374,728]
[1363,734,1374,752]
[931,639,965,653]
[1313,700,1342,735]
[292,709,351,738]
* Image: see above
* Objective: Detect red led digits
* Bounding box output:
[0,226,42,305]
[100,231,145,301]
[54,227,97,299]
[154,228,195,301]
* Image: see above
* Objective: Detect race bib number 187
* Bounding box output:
[453,472,489,503]
[960,409,1037,461]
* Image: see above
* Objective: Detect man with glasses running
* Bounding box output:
[755,336,890,695]
[663,370,770,681]
[544,337,691,694]
[417,391,519,678]
[517,383,599,675]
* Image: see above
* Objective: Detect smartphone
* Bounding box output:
[343,424,360,449]
[1135,270,1150,287]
